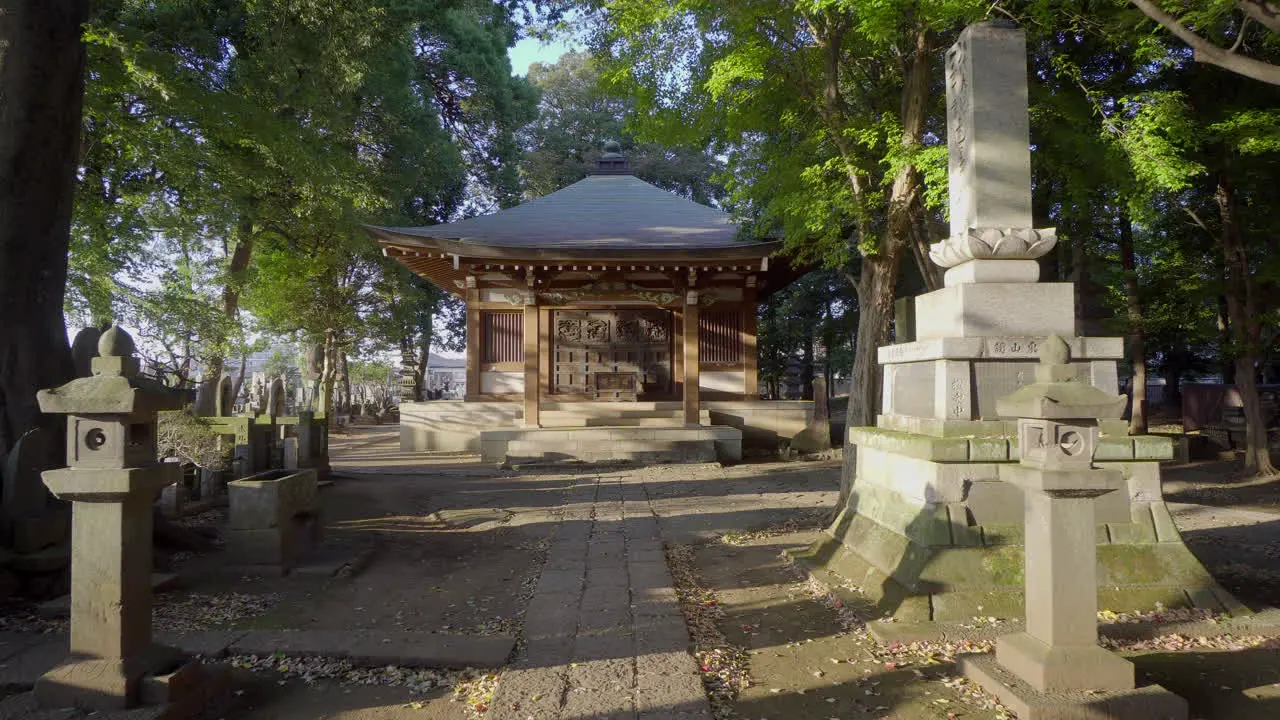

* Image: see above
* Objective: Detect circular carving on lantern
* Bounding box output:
[85,428,107,451]
[1058,430,1085,456]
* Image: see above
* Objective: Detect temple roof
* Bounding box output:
[367,174,778,256]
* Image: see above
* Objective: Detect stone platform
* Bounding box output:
[481,425,743,465]
[960,653,1188,720]
[793,425,1235,623]
[401,400,811,454]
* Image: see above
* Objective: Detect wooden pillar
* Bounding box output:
[523,302,540,427]
[465,282,480,399]
[539,307,552,399]
[683,290,701,425]
[744,282,759,400]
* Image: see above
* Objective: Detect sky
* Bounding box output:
[509,35,579,76]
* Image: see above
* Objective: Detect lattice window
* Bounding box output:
[699,310,743,365]
[481,311,524,364]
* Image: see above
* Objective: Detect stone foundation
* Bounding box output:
[793,426,1234,623]
[400,399,812,454]
[481,425,743,465]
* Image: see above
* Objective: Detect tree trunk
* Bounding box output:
[1118,213,1148,435]
[0,1,88,461]
[1217,294,1234,383]
[838,256,899,511]
[339,351,351,415]
[836,27,929,516]
[1216,177,1277,476]
[230,351,248,410]
[318,330,339,426]
[206,217,256,384]
[801,329,815,400]
[415,307,434,400]
[1164,348,1185,413]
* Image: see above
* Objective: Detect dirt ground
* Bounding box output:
[180,433,1280,719]
[6,425,1280,719]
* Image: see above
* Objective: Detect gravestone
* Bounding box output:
[268,377,285,418]
[215,375,235,417]
[794,21,1229,626]
[2,429,68,575]
[2,428,53,522]
[961,338,1188,717]
[193,376,218,416]
[69,327,101,379]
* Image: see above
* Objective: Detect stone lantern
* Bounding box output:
[962,335,1187,717]
[34,325,186,710]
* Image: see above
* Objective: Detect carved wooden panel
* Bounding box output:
[552,309,672,397]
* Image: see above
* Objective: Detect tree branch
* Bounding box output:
[1240,0,1280,34]
[1130,0,1280,85]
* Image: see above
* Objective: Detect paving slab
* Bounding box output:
[490,474,711,719]
[0,636,67,691]
[156,630,247,658]
[228,629,514,668]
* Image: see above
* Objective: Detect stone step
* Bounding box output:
[540,412,711,428]
[539,401,683,412]
[506,439,717,464]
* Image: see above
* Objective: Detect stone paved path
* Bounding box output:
[490,475,711,719]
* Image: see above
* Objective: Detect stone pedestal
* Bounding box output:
[959,341,1188,717]
[994,467,1134,692]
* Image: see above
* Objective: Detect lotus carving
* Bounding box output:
[928,227,1058,268]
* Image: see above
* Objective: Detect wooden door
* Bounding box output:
[552,309,672,397]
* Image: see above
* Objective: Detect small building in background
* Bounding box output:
[368,144,816,462]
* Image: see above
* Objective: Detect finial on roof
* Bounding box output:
[97,322,136,359]
[591,140,631,175]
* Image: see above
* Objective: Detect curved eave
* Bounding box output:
[366,225,808,301]
[365,225,783,262]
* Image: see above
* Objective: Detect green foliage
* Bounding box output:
[520,51,725,202]
[158,410,231,471]
[70,0,536,376]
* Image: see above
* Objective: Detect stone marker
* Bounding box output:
[2,428,54,522]
[961,336,1188,718]
[192,376,217,417]
[267,377,285,419]
[281,438,300,471]
[215,375,234,418]
[400,349,419,403]
[34,324,219,713]
[69,328,101,379]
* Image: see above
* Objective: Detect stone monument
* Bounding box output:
[793,21,1231,624]
[399,349,419,403]
[961,336,1188,718]
[34,324,225,713]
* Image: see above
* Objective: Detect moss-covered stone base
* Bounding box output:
[792,432,1242,623]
